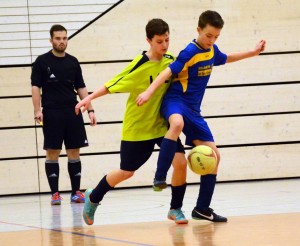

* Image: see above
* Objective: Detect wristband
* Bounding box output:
[87,110,95,114]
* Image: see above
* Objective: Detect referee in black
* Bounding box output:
[31,24,96,205]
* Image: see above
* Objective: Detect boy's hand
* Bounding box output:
[255,40,266,55]
[136,90,152,106]
[75,97,91,115]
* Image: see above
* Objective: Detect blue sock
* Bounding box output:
[196,174,217,210]
[155,138,177,180]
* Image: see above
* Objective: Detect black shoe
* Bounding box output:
[192,207,227,222]
[153,178,167,191]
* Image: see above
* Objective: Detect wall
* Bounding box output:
[0,0,299,195]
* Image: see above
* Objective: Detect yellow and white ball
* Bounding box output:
[187,145,217,175]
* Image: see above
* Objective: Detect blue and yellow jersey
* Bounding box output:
[105,52,174,141]
[168,40,227,111]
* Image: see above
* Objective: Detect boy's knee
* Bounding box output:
[170,119,184,134]
[173,158,187,171]
[121,170,135,179]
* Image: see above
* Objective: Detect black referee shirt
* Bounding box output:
[31,51,86,109]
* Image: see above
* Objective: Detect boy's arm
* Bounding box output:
[75,85,109,115]
[226,40,266,63]
[136,67,172,106]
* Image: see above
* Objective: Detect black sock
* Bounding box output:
[90,175,113,204]
[196,174,217,210]
[170,183,187,209]
[68,159,81,194]
[45,161,59,194]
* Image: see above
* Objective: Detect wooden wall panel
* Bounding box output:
[1,143,298,195]
[37,144,299,193]
[201,84,300,117]
[0,0,120,65]
[67,0,300,61]
[33,114,300,156]
[1,53,299,97]
[1,0,300,195]
[0,159,39,195]
[0,67,32,96]
[0,129,37,158]
[0,98,34,127]
[80,53,300,90]
[208,114,300,145]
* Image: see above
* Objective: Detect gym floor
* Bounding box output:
[1,179,300,245]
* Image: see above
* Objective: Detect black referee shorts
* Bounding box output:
[42,107,88,150]
[120,137,185,171]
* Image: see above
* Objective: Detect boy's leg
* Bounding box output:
[154,114,184,189]
[83,140,155,225]
[190,140,227,222]
[168,152,188,224]
[83,170,134,225]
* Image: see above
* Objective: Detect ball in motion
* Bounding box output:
[187,145,217,175]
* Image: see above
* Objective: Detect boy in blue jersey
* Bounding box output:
[75,19,188,225]
[136,10,266,222]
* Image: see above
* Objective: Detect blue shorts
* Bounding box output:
[161,98,214,146]
[120,137,185,171]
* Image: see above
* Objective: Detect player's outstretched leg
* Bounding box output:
[82,188,99,225]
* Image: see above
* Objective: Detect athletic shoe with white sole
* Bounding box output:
[82,188,99,225]
[70,191,85,203]
[168,208,188,224]
[192,207,227,222]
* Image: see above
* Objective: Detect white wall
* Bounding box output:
[0,0,299,195]
[0,0,120,65]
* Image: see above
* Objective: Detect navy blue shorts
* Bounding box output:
[42,107,88,150]
[120,137,185,171]
[161,98,214,146]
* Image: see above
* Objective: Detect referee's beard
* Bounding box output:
[53,43,67,55]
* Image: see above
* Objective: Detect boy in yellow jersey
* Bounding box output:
[75,19,188,225]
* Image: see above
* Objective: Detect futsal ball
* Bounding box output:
[187,145,217,175]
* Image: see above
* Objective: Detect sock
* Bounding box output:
[155,138,177,179]
[196,174,217,210]
[68,159,81,194]
[170,183,187,209]
[90,175,113,204]
[45,161,59,194]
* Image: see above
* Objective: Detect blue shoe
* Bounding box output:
[168,208,188,224]
[82,189,99,225]
[70,191,85,203]
[153,178,167,191]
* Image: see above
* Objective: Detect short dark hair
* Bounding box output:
[50,24,67,38]
[198,10,224,29]
[146,18,169,40]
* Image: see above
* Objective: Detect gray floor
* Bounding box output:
[0,179,299,232]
